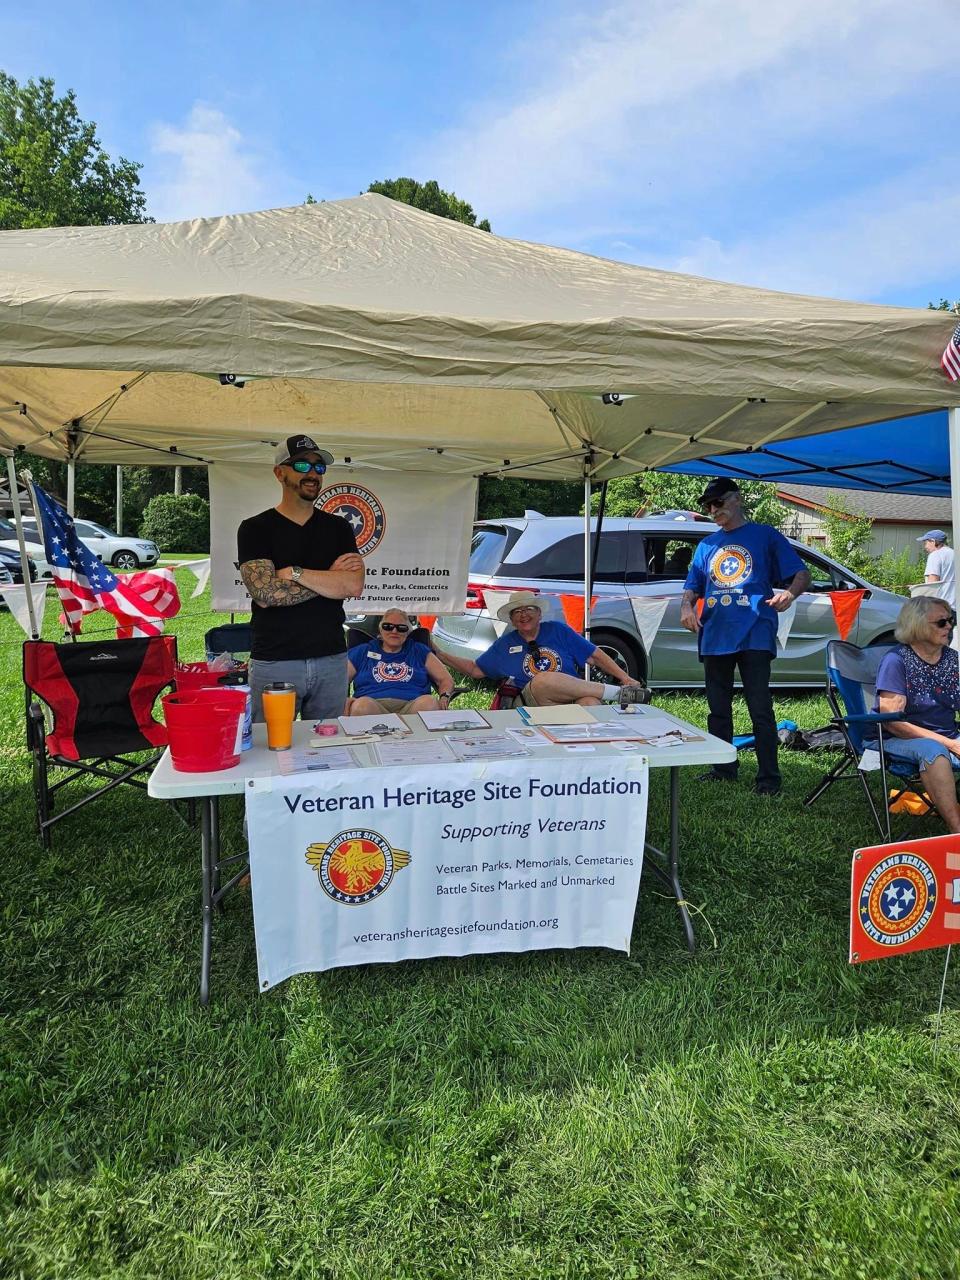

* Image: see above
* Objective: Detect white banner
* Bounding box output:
[0,581,47,637]
[776,598,798,649]
[210,463,476,614]
[246,755,648,989]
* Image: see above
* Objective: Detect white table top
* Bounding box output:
[148,704,736,800]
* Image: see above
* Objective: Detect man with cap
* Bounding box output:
[919,529,955,608]
[680,479,810,795]
[237,434,364,722]
[432,591,649,707]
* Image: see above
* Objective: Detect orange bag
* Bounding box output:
[887,789,933,816]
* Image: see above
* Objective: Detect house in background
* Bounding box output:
[777,484,952,563]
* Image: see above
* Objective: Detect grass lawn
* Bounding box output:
[2,571,959,1279]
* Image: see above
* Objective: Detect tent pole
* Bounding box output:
[115,465,123,535]
[583,475,592,631]
[949,408,960,653]
[66,461,75,516]
[5,453,39,637]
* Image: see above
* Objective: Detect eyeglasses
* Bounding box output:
[511,606,539,617]
[932,614,957,629]
[380,623,410,633]
[287,459,327,475]
[703,498,728,512]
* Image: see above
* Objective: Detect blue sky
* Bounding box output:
[3,0,959,308]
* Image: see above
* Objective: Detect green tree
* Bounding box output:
[0,73,150,229]
[820,492,874,575]
[477,476,581,520]
[589,472,787,528]
[930,299,960,313]
[367,177,491,231]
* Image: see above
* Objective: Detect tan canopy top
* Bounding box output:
[0,193,955,477]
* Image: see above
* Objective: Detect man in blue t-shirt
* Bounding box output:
[434,591,648,707]
[681,479,810,795]
[346,609,454,715]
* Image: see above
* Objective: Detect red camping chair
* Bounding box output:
[23,635,177,847]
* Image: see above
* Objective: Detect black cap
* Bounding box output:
[698,477,740,506]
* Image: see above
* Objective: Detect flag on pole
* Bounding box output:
[31,484,180,636]
[941,322,960,381]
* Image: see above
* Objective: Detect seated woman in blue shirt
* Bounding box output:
[874,595,960,832]
[346,609,454,715]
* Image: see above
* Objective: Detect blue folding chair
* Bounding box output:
[803,640,935,841]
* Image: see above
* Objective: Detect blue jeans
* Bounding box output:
[249,654,348,723]
[881,736,960,772]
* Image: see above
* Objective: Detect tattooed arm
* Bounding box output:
[240,559,318,607]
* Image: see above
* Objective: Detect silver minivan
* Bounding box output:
[432,513,908,688]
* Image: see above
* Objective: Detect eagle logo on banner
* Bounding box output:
[317,482,386,556]
[306,829,411,904]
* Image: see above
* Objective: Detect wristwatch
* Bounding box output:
[290,565,304,581]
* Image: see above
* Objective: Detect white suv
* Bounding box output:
[20,516,159,570]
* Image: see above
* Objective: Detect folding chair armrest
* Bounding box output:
[446,685,473,703]
[835,711,904,725]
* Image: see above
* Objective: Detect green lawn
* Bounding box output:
[2,573,959,1279]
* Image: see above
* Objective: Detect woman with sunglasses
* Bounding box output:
[345,609,454,716]
[874,596,960,832]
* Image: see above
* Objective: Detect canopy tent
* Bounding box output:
[664,410,951,495]
[0,194,956,481]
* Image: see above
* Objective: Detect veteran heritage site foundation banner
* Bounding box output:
[210,463,476,614]
[245,755,648,989]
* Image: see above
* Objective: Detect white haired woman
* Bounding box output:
[874,595,960,832]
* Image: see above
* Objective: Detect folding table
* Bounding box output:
[148,705,736,1002]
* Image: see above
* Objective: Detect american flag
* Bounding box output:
[31,484,180,636]
[941,322,960,381]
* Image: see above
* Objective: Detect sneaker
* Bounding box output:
[698,769,737,783]
[754,782,782,797]
[619,684,652,708]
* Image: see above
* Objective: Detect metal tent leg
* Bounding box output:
[643,767,696,954]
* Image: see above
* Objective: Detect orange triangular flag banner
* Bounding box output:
[559,594,598,634]
[417,615,437,632]
[830,590,866,641]
[696,598,705,619]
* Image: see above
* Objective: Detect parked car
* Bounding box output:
[18,516,159,570]
[0,519,53,579]
[432,513,907,688]
[0,542,38,583]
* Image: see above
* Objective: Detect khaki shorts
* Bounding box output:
[371,696,432,714]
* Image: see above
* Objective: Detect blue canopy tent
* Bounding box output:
[664,410,949,495]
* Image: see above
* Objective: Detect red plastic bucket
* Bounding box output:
[174,661,248,693]
[162,689,246,772]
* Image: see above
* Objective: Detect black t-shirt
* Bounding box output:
[237,508,359,661]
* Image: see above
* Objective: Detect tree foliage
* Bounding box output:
[820,492,874,575]
[589,471,787,528]
[367,177,491,231]
[477,476,581,520]
[140,493,210,554]
[0,73,150,229]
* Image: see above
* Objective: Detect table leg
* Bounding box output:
[211,798,224,915]
[643,766,696,954]
[199,796,220,1006]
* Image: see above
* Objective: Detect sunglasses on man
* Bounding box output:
[287,459,327,475]
[932,614,957,629]
[380,622,410,633]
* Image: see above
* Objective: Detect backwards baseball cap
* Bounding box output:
[917,529,948,543]
[698,477,740,506]
[273,434,334,467]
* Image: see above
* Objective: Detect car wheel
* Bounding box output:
[588,629,643,681]
[112,550,139,570]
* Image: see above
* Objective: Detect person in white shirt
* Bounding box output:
[918,529,955,608]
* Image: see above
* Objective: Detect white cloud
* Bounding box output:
[649,168,960,301]
[423,0,960,226]
[146,104,268,223]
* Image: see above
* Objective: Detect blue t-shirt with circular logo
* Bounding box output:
[476,620,596,688]
[348,639,433,701]
[684,522,805,656]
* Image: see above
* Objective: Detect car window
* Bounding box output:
[798,550,860,592]
[469,525,519,575]
[504,530,629,583]
[642,534,702,582]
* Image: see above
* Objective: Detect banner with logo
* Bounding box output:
[209,463,476,614]
[246,754,648,989]
[850,833,960,963]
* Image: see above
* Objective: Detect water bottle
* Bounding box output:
[218,672,253,751]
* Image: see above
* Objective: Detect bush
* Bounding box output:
[865,547,923,595]
[139,493,210,554]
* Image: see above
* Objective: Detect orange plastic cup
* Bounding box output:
[262,682,296,750]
